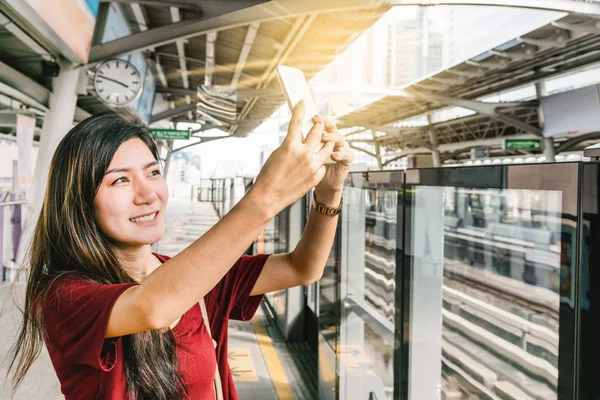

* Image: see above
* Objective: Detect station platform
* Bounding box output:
[0,199,313,399]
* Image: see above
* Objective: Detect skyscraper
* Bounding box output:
[386,8,445,87]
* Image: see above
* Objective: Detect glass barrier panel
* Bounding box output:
[271,207,290,317]
[579,163,598,399]
[402,164,578,400]
[318,201,341,400]
[339,171,403,400]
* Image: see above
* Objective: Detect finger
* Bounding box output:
[331,148,355,165]
[305,121,325,152]
[322,117,338,134]
[322,131,344,145]
[283,100,305,145]
[314,140,335,165]
[312,115,338,133]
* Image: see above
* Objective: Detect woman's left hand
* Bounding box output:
[312,115,354,196]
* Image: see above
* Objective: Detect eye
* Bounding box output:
[149,169,161,177]
[111,176,128,185]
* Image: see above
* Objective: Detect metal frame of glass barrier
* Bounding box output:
[318,188,342,400]
[400,164,579,400]
[339,171,404,400]
[578,162,599,400]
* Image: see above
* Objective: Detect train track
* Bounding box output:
[443,259,559,325]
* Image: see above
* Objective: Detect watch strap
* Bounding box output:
[313,191,343,216]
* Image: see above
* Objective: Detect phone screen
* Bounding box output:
[276,65,319,138]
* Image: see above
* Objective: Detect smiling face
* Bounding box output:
[93,138,168,250]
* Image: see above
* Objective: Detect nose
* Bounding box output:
[133,178,159,205]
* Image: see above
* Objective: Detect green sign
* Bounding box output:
[151,129,190,140]
[504,139,542,151]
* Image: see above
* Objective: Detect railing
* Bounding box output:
[198,177,252,218]
[263,162,598,400]
[0,194,27,283]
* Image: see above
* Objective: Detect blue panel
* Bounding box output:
[101,3,131,43]
[84,0,100,17]
[137,69,156,123]
[130,52,148,112]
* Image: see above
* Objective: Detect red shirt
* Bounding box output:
[42,253,270,400]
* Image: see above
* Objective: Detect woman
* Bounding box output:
[6,101,353,399]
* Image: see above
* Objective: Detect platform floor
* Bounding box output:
[0,199,313,399]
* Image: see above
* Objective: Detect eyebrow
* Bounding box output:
[105,161,160,175]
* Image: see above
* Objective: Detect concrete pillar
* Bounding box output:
[535,81,555,161]
[372,130,383,170]
[427,113,441,168]
[428,129,441,168]
[543,137,555,161]
[16,62,82,273]
[163,147,173,178]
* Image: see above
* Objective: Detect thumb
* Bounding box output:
[283,100,305,145]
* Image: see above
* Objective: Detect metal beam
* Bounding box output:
[237,87,280,100]
[390,0,600,14]
[171,135,230,153]
[349,143,378,159]
[235,14,316,132]
[555,131,600,154]
[155,52,256,84]
[231,22,259,89]
[0,61,49,109]
[170,6,192,119]
[129,3,169,89]
[156,87,197,97]
[88,0,384,64]
[552,20,600,34]
[205,31,217,86]
[150,103,197,123]
[191,124,221,134]
[0,11,49,56]
[100,0,201,10]
[410,90,543,137]
[415,133,541,158]
[338,123,415,136]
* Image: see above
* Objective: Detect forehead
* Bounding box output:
[109,138,155,166]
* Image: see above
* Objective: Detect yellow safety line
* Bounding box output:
[252,313,295,400]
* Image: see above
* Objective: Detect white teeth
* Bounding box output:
[130,213,157,223]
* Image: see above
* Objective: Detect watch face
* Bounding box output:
[93,59,142,107]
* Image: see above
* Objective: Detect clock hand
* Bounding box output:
[99,76,129,89]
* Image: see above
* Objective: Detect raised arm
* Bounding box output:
[249,116,354,296]
[107,101,334,336]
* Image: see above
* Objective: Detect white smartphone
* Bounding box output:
[276,65,335,164]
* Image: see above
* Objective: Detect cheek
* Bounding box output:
[155,179,169,202]
[94,191,129,229]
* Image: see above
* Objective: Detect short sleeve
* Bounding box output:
[43,276,138,371]
[209,254,270,321]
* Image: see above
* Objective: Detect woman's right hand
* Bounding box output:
[251,100,335,217]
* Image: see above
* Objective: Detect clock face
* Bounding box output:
[93,59,143,107]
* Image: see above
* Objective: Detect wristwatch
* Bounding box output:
[313,191,343,216]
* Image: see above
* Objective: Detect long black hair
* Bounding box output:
[6,112,188,399]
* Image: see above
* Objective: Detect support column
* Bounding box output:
[372,130,383,169]
[427,114,441,168]
[163,140,174,178]
[16,62,82,274]
[536,81,555,161]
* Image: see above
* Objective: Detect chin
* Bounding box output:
[124,227,165,246]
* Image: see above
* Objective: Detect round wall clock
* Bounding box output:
[93,59,143,107]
